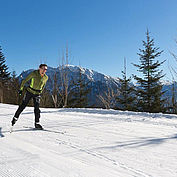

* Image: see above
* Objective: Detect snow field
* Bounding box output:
[0,103,177,177]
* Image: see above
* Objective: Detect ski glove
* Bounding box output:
[18,90,22,96]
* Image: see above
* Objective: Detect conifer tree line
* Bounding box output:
[0,30,176,113]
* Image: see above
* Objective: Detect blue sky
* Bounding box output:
[0,0,177,80]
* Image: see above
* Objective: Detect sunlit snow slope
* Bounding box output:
[0,103,177,177]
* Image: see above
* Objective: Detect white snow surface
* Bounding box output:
[0,103,177,177]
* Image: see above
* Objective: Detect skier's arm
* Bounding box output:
[20,72,34,91]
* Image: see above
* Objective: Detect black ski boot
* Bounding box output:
[35,123,43,130]
[11,117,18,126]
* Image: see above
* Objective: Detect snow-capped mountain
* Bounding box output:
[19,65,120,107]
[20,65,119,86]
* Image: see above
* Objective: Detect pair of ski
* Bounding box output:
[10,126,65,134]
[10,126,43,133]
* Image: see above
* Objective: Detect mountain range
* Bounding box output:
[18,65,175,108]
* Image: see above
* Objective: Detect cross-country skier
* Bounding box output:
[11,64,48,129]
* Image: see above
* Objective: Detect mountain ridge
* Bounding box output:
[18,65,175,108]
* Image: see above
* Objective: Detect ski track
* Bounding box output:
[1,103,177,177]
[54,138,150,177]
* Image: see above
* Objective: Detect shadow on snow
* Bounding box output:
[95,134,177,149]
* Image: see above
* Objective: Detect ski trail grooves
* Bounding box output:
[1,133,125,177]
[0,138,48,177]
[55,138,150,177]
[1,135,74,177]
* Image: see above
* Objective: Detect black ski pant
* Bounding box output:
[14,90,41,123]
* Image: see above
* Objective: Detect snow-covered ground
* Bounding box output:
[0,103,177,177]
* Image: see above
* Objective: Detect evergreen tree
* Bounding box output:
[6,71,20,105]
[68,67,91,108]
[116,58,136,111]
[133,30,166,113]
[0,46,10,103]
[0,46,10,82]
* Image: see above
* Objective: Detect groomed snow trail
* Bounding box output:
[0,103,177,177]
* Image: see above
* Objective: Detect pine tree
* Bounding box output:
[6,71,20,105]
[133,30,166,113]
[0,46,10,103]
[68,67,91,108]
[0,46,10,82]
[116,58,136,111]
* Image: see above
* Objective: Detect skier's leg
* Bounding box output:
[14,91,32,119]
[33,95,43,129]
[33,95,41,123]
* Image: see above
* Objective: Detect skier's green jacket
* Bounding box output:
[20,70,48,95]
